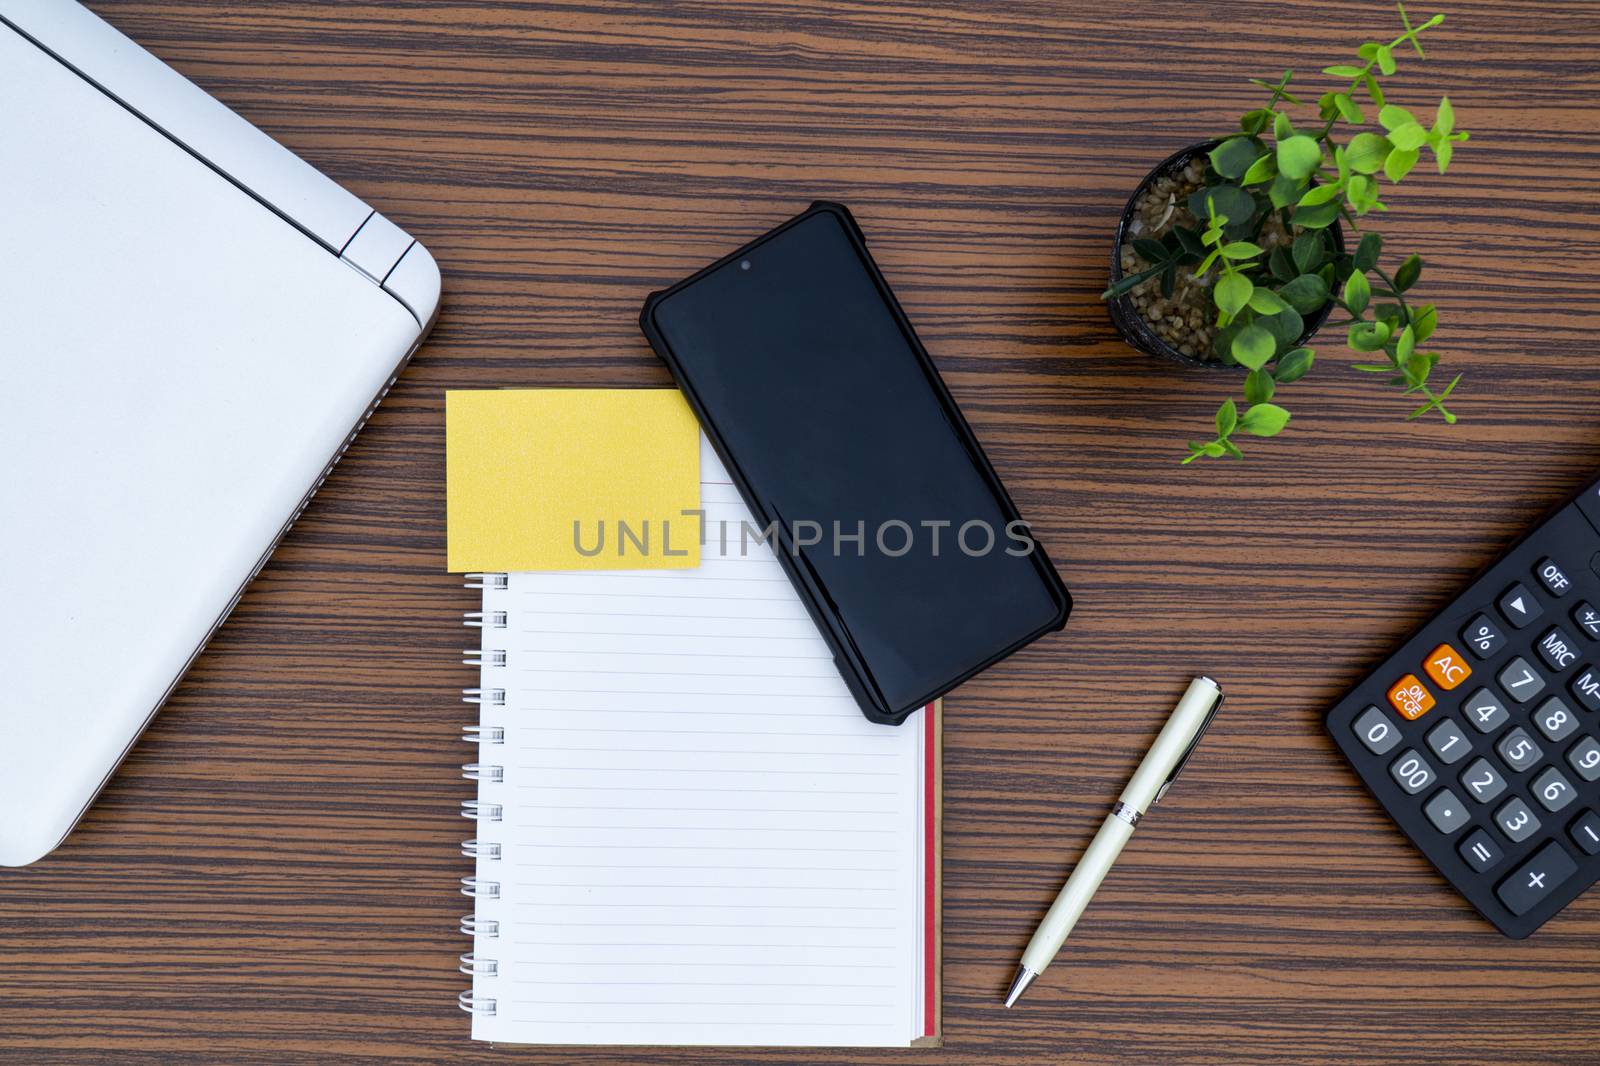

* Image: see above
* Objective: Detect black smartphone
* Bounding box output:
[640,202,1070,725]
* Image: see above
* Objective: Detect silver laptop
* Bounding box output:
[0,0,441,865]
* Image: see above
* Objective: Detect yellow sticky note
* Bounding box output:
[446,389,701,571]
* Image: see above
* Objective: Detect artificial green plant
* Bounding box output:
[1103,4,1470,462]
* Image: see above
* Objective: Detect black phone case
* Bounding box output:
[639,201,1070,725]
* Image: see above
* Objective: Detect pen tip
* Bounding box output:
[1003,965,1036,1008]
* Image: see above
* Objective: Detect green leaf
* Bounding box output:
[1272,347,1315,383]
[1298,183,1344,208]
[1433,137,1454,173]
[1364,72,1385,108]
[1247,288,1290,315]
[1210,137,1265,181]
[1317,91,1340,123]
[1323,64,1365,78]
[1379,104,1418,131]
[1291,232,1322,274]
[1240,109,1272,136]
[1188,185,1257,231]
[1278,273,1330,315]
[1220,242,1264,260]
[1333,92,1363,123]
[1222,439,1245,458]
[1261,304,1304,351]
[1397,324,1417,362]
[1173,226,1205,257]
[1215,273,1254,317]
[1433,95,1455,137]
[1244,368,1275,404]
[1239,403,1291,437]
[1345,132,1392,174]
[1268,173,1304,209]
[1384,146,1420,182]
[1394,254,1423,292]
[1354,232,1383,272]
[1346,174,1377,213]
[1216,397,1238,438]
[1240,152,1278,185]
[1343,270,1371,315]
[1348,320,1392,351]
[1203,442,1226,457]
[1231,324,1277,370]
[1403,350,1429,385]
[1276,135,1323,180]
[1291,200,1339,229]
[1132,237,1168,262]
[1413,303,1438,342]
[1268,247,1296,281]
[1375,44,1396,76]
[1388,122,1427,152]
[1274,111,1294,141]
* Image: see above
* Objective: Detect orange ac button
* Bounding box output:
[1423,643,1472,691]
[1387,674,1436,720]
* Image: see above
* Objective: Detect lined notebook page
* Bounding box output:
[468,437,930,1047]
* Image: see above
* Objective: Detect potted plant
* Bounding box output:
[1102,4,1471,462]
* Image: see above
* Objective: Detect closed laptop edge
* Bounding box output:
[0,1,441,865]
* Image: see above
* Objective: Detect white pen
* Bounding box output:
[1005,675,1225,1007]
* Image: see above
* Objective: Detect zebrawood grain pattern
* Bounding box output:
[5,0,1600,1062]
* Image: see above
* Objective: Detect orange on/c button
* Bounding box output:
[1423,643,1472,690]
[1388,674,1436,720]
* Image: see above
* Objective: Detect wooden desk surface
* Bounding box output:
[6,1,1600,1062]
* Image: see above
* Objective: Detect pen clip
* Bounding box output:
[1152,682,1224,805]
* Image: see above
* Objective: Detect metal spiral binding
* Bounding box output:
[460,915,499,937]
[458,990,495,1016]
[461,839,502,860]
[460,799,502,822]
[460,953,499,977]
[460,574,509,1018]
[462,725,505,745]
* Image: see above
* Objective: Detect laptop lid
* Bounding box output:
[0,2,441,864]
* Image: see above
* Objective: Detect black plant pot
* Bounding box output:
[1105,139,1344,370]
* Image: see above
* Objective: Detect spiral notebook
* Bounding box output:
[458,437,941,1047]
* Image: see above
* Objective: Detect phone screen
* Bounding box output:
[644,207,1068,720]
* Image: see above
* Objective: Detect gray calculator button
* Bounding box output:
[1533,697,1580,742]
[1462,614,1507,659]
[1536,627,1581,672]
[1459,829,1504,872]
[1536,558,1573,597]
[1460,758,1507,803]
[1567,736,1600,781]
[1388,749,1436,795]
[1571,665,1600,712]
[1461,688,1509,733]
[1352,705,1402,755]
[1570,809,1600,855]
[1496,727,1543,772]
[1424,718,1471,765]
[1531,766,1578,812]
[1497,657,1546,704]
[1493,797,1542,843]
[1573,601,1600,641]
[1495,840,1576,915]
[1423,789,1471,834]
[1499,584,1543,629]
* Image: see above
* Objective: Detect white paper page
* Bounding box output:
[468,437,926,1046]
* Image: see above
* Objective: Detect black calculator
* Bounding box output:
[1327,476,1600,937]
